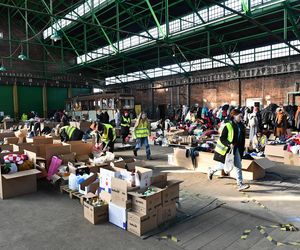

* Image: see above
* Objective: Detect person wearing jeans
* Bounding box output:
[133,112,151,160]
[208,109,249,191]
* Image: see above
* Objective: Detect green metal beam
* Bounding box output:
[210,0,300,54]
[286,3,300,41]
[145,0,166,38]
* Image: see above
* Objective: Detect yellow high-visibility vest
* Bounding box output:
[135,120,149,138]
[121,116,131,127]
[101,123,116,143]
[215,122,234,156]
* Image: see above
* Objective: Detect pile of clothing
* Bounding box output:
[1,153,34,174]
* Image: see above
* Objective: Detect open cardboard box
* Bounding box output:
[78,173,99,195]
[0,150,41,199]
[0,132,15,141]
[84,201,108,225]
[265,144,285,158]
[63,141,93,156]
[195,151,223,176]
[0,144,13,152]
[13,143,39,154]
[229,157,275,180]
[3,137,19,145]
[26,136,53,144]
[128,186,162,215]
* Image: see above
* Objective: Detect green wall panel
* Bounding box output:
[47,87,68,112]
[0,85,14,116]
[18,86,43,117]
[72,88,91,97]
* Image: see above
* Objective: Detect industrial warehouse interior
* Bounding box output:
[0,0,300,249]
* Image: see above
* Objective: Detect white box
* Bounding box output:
[109,202,127,230]
[99,167,121,193]
[135,166,153,189]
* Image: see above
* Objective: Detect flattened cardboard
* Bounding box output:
[267,155,285,163]
[265,145,285,158]
[173,148,198,169]
[127,211,157,236]
[84,202,108,225]
[284,151,300,166]
[151,173,167,188]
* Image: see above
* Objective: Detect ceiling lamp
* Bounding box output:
[18,44,27,60]
[50,31,61,42]
[0,59,6,71]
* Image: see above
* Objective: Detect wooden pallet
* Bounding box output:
[60,185,86,205]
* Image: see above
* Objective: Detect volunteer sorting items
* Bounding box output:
[60,125,84,142]
[95,122,116,153]
[208,109,250,191]
[251,131,268,155]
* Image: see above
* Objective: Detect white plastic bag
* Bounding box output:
[224,148,234,174]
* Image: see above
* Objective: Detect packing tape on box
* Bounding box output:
[241,224,300,246]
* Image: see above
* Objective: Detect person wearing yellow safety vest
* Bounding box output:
[133,112,151,160]
[252,131,268,153]
[120,110,131,144]
[208,109,250,191]
[96,122,116,153]
[60,125,84,142]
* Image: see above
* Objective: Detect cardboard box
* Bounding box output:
[156,205,163,225]
[109,202,127,230]
[163,201,177,222]
[129,187,162,215]
[99,166,121,193]
[135,166,153,189]
[64,141,93,156]
[111,177,138,209]
[58,152,76,164]
[151,173,167,189]
[195,152,221,175]
[100,190,111,204]
[84,202,108,225]
[229,158,275,180]
[45,144,71,168]
[0,151,40,199]
[13,143,38,154]
[160,180,181,206]
[110,160,126,169]
[265,144,285,158]
[266,155,284,163]
[79,173,99,195]
[0,132,15,141]
[26,136,53,144]
[4,137,19,145]
[0,144,13,152]
[284,151,300,166]
[173,148,198,170]
[127,211,157,236]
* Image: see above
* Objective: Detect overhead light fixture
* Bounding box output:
[18,44,27,60]
[0,59,6,71]
[50,31,61,42]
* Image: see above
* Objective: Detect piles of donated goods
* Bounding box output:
[79,159,181,236]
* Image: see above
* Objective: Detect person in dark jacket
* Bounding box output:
[96,122,116,153]
[60,125,84,142]
[208,109,250,191]
[120,110,131,144]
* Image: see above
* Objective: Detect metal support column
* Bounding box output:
[25,0,29,58]
[284,7,287,40]
[151,82,155,118]
[238,71,242,107]
[187,84,190,107]
[68,84,72,98]
[7,9,12,67]
[42,84,47,118]
[13,82,19,119]
[165,0,169,37]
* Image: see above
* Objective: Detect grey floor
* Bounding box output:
[1,145,300,250]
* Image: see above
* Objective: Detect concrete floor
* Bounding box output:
[1,145,300,250]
